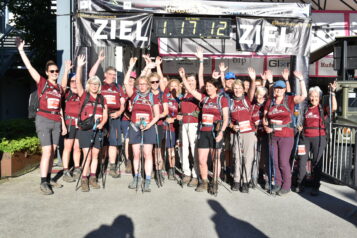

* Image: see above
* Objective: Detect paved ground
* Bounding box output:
[0,169,356,238]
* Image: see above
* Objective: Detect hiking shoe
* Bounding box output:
[128,176,141,189]
[264,182,270,191]
[310,188,320,196]
[40,182,53,195]
[63,171,75,183]
[72,168,81,180]
[89,176,101,189]
[168,168,175,180]
[109,164,120,178]
[50,179,63,188]
[278,188,290,196]
[294,183,304,193]
[187,178,198,187]
[209,179,219,195]
[182,175,191,184]
[159,170,165,182]
[143,179,151,192]
[240,183,249,193]
[270,185,281,194]
[125,161,132,174]
[81,178,89,192]
[195,180,208,192]
[232,182,240,191]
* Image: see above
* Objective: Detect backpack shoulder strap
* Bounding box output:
[39,81,48,99]
[283,95,291,113]
[65,88,73,102]
[78,93,91,118]
[149,92,154,106]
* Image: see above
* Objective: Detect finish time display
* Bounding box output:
[154,17,231,39]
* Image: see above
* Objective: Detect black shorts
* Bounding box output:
[198,131,223,149]
[156,125,165,146]
[106,117,122,146]
[121,120,130,140]
[65,125,78,139]
[77,129,104,149]
[129,123,157,145]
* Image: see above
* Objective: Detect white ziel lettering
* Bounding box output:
[279,27,293,48]
[239,24,254,45]
[110,20,116,39]
[136,20,148,41]
[264,26,277,47]
[94,19,108,40]
[120,20,134,41]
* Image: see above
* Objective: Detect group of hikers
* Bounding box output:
[17,39,337,196]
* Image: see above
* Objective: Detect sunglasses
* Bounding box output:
[49,70,59,73]
[70,80,76,83]
[150,80,159,84]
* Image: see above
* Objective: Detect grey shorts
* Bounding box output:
[129,123,157,145]
[35,115,61,146]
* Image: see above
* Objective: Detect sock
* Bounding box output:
[75,166,80,169]
[90,173,96,177]
[82,175,88,179]
[146,175,151,180]
[46,173,51,183]
[41,177,47,184]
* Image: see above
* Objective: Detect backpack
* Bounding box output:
[133,92,154,106]
[28,82,48,119]
[77,93,105,131]
[267,95,294,129]
[301,102,328,132]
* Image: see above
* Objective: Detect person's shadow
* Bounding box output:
[85,215,134,238]
[208,200,268,238]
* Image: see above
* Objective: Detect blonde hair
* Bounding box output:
[309,86,322,97]
[148,72,161,81]
[255,86,268,97]
[135,76,151,90]
[231,79,244,90]
[86,76,102,93]
[168,78,182,95]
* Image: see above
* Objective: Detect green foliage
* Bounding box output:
[8,0,56,69]
[0,119,40,154]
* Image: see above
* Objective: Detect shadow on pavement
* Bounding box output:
[299,190,357,227]
[85,215,135,238]
[208,200,268,238]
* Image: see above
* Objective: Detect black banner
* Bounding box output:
[78,0,310,19]
[236,17,312,56]
[75,13,153,48]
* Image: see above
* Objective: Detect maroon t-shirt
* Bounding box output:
[200,95,228,132]
[64,89,81,126]
[164,92,180,132]
[37,76,64,122]
[265,95,295,137]
[230,96,255,134]
[79,92,107,124]
[251,101,266,136]
[101,82,124,111]
[303,105,327,137]
[130,92,159,126]
[181,93,200,124]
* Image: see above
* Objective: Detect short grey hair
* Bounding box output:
[85,76,102,93]
[309,86,322,97]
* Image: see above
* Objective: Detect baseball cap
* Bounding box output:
[130,71,137,79]
[225,72,236,80]
[273,80,286,88]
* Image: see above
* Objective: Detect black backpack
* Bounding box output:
[28,82,48,119]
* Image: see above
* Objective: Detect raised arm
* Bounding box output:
[155,56,167,92]
[179,67,202,101]
[140,54,156,77]
[89,49,105,78]
[281,68,291,93]
[219,62,228,90]
[247,67,256,102]
[16,38,40,83]
[263,70,274,97]
[124,57,137,98]
[75,55,86,97]
[61,60,73,90]
[330,81,338,112]
[195,46,205,90]
[293,71,307,104]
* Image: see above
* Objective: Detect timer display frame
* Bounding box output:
[154,17,231,39]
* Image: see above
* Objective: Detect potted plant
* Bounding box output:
[0,119,41,177]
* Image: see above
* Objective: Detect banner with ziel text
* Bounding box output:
[236,17,312,56]
[75,13,153,48]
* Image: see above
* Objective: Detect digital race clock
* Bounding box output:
[154,17,231,39]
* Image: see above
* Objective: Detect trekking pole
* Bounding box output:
[328,85,333,166]
[97,130,107,189]
[251,141,259,188]
[75,119,100,191]
[137,118,146,193]
[154,125,162,188]
[168,123,183,187]
[267,132,275,195]
[291,130,301,173]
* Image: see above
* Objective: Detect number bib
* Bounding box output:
[202,114,214,126]
[271,119,283,131]
[47,98,60,109]
[135,113,150,125]
[298,145,306,155]
[239,120,252,132]
[104,95,116,105]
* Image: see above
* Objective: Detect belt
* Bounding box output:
[270,122,294,129]
[181,112,199,117]
[37,109,60,115]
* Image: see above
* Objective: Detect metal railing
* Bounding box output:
[322,123,357,190]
